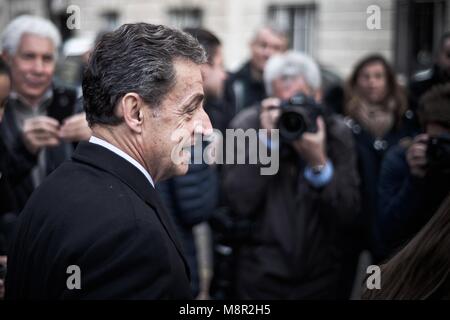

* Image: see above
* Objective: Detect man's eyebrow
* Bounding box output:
[182,93,204,112]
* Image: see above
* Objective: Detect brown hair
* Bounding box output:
[363,193,450,299]
[344,54,408,128]
[418,83,450,129]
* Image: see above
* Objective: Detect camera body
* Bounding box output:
[277,93,323,142]
[427,134,450,174]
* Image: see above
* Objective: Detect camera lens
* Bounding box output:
[278,111,306,141]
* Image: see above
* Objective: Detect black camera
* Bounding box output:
[427,134,450,174]
[277,93,323,142]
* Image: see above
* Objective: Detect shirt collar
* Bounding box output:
[88,136,155,188]
[10,88,53,110]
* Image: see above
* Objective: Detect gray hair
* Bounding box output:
[264,51,322,96]
[1,15,61,55]
[252,23,289,43]
[83,23,207,126]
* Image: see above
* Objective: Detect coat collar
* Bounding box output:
[71,141,190,278]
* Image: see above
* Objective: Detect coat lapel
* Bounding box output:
[71,142,190,277]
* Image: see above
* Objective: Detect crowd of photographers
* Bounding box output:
[0,15,449,299]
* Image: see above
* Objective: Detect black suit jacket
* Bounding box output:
[5,142,192,299]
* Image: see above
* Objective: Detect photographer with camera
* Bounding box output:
[378,83,450,260]
[221,51,360,299]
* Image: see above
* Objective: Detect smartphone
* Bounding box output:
[47,93,76,123]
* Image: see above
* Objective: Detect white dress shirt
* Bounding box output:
[89,136,155,188]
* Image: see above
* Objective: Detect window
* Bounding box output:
[168,8,203,29]
[101,10,119,30]
[268,4,316,56]
[395,0,448,78]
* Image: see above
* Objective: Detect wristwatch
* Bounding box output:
[311,164,326,175]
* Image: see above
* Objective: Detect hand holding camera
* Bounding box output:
[407,133,450,178]
[407,134,429,178]
[292,117,328,167]
[260,93,328,167]
[58,112,91,142]
[22,116,60,154]
[260,97,282,132]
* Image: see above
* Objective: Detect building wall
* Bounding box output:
[0,0,45,31]
[0,0,447,79]
[65,0,395,77]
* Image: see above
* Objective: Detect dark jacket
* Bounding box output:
[222,106,360,299]
[344,115,417,257]
[409,64,450,113]
[5,142,192,299]
[0,85,79,211]
[157,150,219,297]
[224,62,266,114]
[0,138,33,254]
[377,144,450,259]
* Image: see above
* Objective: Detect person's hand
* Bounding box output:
[59,112,91,142]
[292,116,328,167]
[406,134,429,178]
[260,97,282,132]
[0,255,7,300]
[22,116,60,154]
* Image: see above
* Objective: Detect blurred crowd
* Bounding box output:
[0,15,449,300]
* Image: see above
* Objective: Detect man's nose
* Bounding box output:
[195,108,213,136]
[31,58,45,74]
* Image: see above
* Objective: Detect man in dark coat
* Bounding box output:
[378,84,450,259]
[224,25,288,114]
[0,15,91,212]
[5,23,212,299]
[223,51,360,299]
[409,32,450,117]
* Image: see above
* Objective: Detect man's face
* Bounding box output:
[251,29,287,73]
[438,38,450,76]
[201,46,227,99]
[0,74,11,122]
[356,62,387,104]
[5,34,55,103]
[272,75,316,101]
[141,59,212,180]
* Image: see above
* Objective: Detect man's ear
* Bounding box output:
[119,93,144,133]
